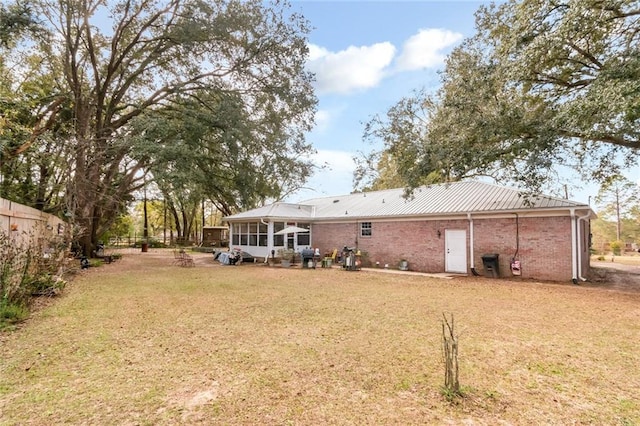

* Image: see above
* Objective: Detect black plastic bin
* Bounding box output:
[481,253,500,278]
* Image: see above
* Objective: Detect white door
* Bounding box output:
[445,229,467,273]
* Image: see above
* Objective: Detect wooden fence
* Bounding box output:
[0,197,66,243]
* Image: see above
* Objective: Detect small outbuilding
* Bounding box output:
[223,181,594,282]
[202,226,229,247]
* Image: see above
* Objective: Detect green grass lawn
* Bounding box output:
[1,251,639,425]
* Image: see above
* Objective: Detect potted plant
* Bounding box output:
[278,248,295,267]
[399,258,409,271]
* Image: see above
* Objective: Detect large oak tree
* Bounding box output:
[357,0,639,195]
[1,0,316,254]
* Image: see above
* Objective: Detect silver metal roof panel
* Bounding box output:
[224,181,589,221]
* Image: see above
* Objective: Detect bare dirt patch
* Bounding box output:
[589,261,640,293]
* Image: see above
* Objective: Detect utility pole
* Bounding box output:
[202,199,206,245]
[615,187,621,242]
[142,179,149,252]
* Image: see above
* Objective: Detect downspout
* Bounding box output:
[570,209,578,284]
[468,213,480,276]
[576,210,591,283]
[260,218,272,263]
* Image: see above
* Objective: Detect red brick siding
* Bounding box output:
[313,220,467,273]
[473,216,573,281]
[312,215,582,282]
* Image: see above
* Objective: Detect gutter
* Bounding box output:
[260,218,274,262]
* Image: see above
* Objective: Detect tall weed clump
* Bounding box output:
[0,227,70,326]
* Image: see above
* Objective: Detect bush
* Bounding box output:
[0,300,29,326]
[277,248,295,261]
[610,240,623,255]
[29,274,66,297]
[1,226,72,327]
[148,239,166,248]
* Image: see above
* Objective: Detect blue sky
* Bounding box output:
[283,0,637,208]
[286,0,482,202]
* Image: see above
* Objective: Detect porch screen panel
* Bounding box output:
[249,222,258,246]
[240,223,248,245]
[232,223,240,245]
[259,222,268,246]
[274,222,284,246]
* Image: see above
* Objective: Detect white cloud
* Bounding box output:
[313,109,331,132]
[286,150,356,202]
[306,42,395,95]
[308,44,330,62]
[306,28,462,95]
[312,105,349,133]
[394,28,463,72]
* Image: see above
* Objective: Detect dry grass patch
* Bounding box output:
[1,250,639,425]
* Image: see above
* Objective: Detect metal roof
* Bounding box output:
[224,181,590,222]
[224,202,314,220]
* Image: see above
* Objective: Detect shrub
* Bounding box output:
[29,274,67,297]
[0,299,29,326]
[0,230,30,308]
[277,248,295,261]
[610,240,623,256]
[0,226,72,326]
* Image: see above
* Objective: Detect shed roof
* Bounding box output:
[224,181,590,222]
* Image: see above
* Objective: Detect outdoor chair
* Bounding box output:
[172,249,195,267]
[181,251,195,267]
[172,249,183,266]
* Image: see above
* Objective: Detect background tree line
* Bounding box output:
[1,0,317,255]
[592,174,640,254]
[3,0,639,255]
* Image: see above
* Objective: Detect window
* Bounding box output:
[360,222,372,237]
[239,223,248,245]
[231,223,240,245]
[231,222,266,247]
[274,222,284,247]
[297,223,310,246]
[249,222,258,246]
[259,222,268,246]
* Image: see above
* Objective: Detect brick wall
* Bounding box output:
[312,215,583,282]
[473,216,573,281]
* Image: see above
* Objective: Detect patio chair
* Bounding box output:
[172,249,184,266]
[172,249,195,267]
[181,251,195,267]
